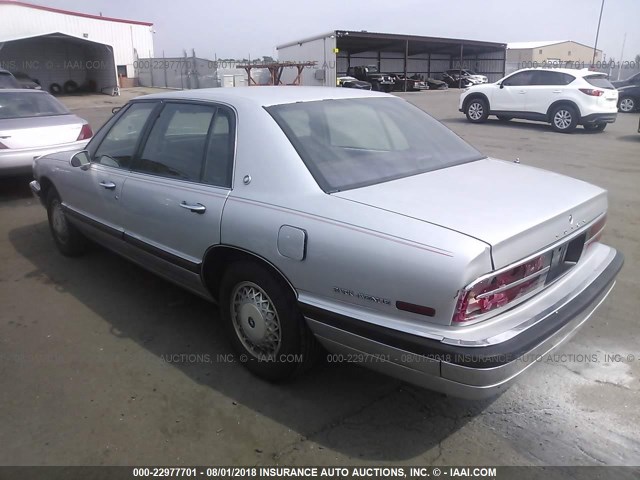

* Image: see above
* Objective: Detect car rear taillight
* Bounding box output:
[579,88,604,97]
[77,124,93,141]
[585,214,607,249]
[453,251,553,324]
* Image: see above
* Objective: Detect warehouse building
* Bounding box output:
[277,30,507,87]
[0,0,154,94]
[506,40,602,73]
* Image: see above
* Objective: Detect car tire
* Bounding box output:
[46,189,88,257]
[497,115,513,121]
[583,123,607,132]
[63,80,79,94]
[618,96,635,113]
[550,105,579,133]
[219,261,320,381]
[465,98,489,123]
[49,83,62,95]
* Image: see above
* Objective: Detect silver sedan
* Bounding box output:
[29,87,623,399]
[0,89,92,177]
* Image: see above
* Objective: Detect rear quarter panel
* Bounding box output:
[220,102,492,328]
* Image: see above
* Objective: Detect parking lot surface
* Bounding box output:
[0,88,639,467]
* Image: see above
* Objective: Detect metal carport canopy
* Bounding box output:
[334,30,506,56]
[0,31,118,95]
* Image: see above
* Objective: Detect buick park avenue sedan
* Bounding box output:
[29,87,623,399]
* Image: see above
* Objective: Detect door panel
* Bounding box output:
[121,102,236,271]
[492,71,535,112]
[121,174,229,266]
[60,102,158,234]
[524,71,575,115]
[61,164,129,234]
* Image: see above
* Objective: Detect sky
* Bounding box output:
[32,0,640,62]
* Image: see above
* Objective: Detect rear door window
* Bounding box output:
[584,75,615,89]
[134,103,216,182]
[532,71,575,86]
[202,107,235,188]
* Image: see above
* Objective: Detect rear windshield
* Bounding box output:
[0,91,69,119]
[585,75,614,89]
[0,73,20,88]
[267,97,484,193]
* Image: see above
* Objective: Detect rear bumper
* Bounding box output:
[581,112,617,125]
[0,141,86,177]
[303,249,623,399]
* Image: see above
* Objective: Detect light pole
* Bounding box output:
[592,0,605,66]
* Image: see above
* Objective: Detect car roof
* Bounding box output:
[515,67,607,77]
[0,88,48,93]
[137,86,391,107]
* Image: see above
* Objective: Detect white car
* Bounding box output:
[459,68,618,133]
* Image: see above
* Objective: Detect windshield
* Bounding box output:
[267,97,484,193]
[0,91,69,119]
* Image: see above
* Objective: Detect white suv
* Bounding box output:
[459,68,618,133]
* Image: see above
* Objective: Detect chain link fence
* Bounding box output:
[135,52,219,89]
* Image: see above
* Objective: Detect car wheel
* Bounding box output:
[63,80,79,94]
[583,123,607,132]
[49,83,62,95]
[465,98,489,123]
[497,115,513,121]
[618,97,635,113]
[46,189,88,256]
[219,261,319,381]
[550,105,578,133]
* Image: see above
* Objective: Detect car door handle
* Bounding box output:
[552,90,562,93]
[180,202,206,214]
[518,90,526,94]
[99,181,116,190]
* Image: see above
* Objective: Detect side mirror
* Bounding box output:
[112,106,122,114]
[499,83,505,89]
[70,150,91,168]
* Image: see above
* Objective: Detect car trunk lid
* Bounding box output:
[333,158,607,268]
[0,115,84,149]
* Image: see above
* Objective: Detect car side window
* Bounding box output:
[502,71,534,87]
[134,103,216,183]
[532,71,575,86]
[201,107,235,188]
[93,102,156,169]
